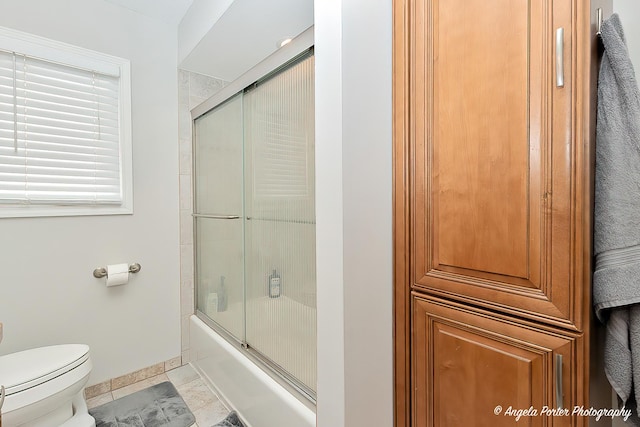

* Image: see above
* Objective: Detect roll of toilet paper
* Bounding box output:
[106,263,129,287]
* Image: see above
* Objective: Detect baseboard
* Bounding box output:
[84,356,183,399]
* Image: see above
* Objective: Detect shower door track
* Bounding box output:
[191,28,314,121]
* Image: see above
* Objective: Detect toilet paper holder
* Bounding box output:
[93,263,141,279]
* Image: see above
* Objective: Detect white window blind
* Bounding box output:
[0,49,121,205]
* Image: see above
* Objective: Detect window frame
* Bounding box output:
[0,26,132,218]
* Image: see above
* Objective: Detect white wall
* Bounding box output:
[315,0,394,426]
[315,0,345,424]
[0,0,181,385]
[341,0,393,424]
[614,1,640,66]
[178,0,234,66]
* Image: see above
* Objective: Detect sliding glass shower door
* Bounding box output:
[243,56,316,393]
[194,94,245,341]
[194,52,316,397]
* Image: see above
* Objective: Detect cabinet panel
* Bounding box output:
[413,295,581,427]
[413,0,580,328]
[435,0,530,278]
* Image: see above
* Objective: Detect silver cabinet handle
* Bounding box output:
[555,354,563,408]
[556,28,564,87]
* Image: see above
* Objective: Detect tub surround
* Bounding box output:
[177,69,227,364]
[190,315,315,427]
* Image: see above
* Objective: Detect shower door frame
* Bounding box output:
[191,27,316,405]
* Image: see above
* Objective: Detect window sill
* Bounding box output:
[0,204,133,218]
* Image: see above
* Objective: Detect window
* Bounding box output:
[0,26,132,217]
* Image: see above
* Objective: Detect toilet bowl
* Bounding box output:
[0,344,95,427]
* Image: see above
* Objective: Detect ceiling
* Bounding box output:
[103,0,194,25]
[102,0,314,82]
[179,0,314,81]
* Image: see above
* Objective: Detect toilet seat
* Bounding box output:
[0,345,94,427]
[0,345,90,396]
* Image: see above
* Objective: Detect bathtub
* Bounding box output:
[189,315,316,427]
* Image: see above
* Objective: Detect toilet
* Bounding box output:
[0,344,95,427]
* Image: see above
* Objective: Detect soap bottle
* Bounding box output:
[268,269,281,298]
[218,275,228,311]
[205,277,218,315]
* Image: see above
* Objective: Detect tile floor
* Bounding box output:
[86,364,230,427]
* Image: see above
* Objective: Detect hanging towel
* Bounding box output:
[594,13,640,415]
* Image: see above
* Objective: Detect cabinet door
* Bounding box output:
[412,0,583,328]
[413,295,582,427]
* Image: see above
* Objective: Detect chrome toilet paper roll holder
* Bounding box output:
[93,263,141,278]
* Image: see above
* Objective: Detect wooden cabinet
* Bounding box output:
[394,0,611,425]
[414,0,580,330]
[413,294,581,427]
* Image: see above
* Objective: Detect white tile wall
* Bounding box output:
[178,69,227,363]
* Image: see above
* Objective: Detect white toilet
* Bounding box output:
[0,344,95,427]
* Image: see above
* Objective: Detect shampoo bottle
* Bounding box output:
[268,269,281,298]
[218,275,228,311]
[205,278,218,315]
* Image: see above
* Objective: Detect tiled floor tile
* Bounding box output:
[111,373,169,400]
[192,399,229,426]
[166,363,200,387]
[89,362,235,427]
[86,392,113,409]
[176,378,218,412]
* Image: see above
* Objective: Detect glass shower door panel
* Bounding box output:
[244,220,316,391]
[244,55,316,393]
[194,94,243,214]
[194,94,245,341]
[195,217,244,339]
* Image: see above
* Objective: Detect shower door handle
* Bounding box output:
[192,214,240,219]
